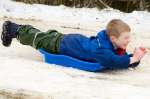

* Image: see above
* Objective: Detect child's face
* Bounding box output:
[110,32,131,49]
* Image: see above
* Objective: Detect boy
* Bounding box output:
[1,19,147,70]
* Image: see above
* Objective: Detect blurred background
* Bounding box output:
[13,0,150,12]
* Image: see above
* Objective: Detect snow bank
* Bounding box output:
[0,0,150,33]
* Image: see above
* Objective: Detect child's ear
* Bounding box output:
[110,36,117,42]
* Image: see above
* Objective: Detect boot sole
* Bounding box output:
[1,21,12,47]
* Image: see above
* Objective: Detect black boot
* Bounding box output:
[1,21,21,47]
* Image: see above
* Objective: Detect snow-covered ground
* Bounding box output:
[0,0,150,99]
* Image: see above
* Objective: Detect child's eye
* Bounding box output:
[125,36,130,39]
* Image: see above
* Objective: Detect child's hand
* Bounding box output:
[130,47,147,64]
[133,47,147,61]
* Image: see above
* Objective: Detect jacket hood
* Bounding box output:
[96,30,114,50]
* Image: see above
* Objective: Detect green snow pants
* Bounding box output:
[17,25,63,53]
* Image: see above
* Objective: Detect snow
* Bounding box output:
[0,0,150,99]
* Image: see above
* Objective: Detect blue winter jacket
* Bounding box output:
[59,30,131,70]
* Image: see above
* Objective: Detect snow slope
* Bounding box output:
[0,0,150,99]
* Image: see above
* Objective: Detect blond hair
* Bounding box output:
[106,19,131,38]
